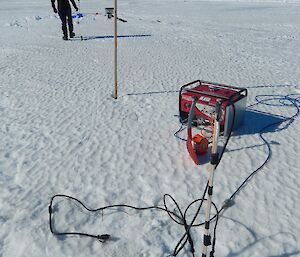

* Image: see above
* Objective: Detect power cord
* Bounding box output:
[220,94,300,207]
[49,188,219,257]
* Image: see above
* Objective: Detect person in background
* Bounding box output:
[51,0,78,40]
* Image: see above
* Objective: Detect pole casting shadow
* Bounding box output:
[126,90,179,96]
[74,34,151,41]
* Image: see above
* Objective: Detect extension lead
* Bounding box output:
[49,190,220,257]
[49,94,299,257]
[48,202,110,242]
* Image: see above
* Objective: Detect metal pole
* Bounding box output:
[201,102,221,257]
[113,0,118,99]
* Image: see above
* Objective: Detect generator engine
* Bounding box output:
[179,80,247,136]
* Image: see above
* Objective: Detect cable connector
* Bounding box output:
[210,153,219,165]
[97,234,110,242]
[223,199,235,209]
[203,234,211,246]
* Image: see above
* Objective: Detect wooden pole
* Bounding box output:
[113,0,118,99]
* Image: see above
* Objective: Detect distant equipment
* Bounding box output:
[105,7,114,19]
[105,7,127,22]
[179,80,247,137]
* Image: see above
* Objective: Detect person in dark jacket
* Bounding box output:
[51,0,78,40]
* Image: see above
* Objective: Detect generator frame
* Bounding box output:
[179,80,248,136]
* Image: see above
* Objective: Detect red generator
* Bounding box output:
[179,80,248,136]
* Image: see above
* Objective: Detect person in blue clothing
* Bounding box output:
[51,0,78,40]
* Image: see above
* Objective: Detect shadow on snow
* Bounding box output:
[72,34,151,41]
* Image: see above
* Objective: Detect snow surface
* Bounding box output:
[0,0,300,256]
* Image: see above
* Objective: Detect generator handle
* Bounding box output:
[225,87,247,104]
[179,80,201,117]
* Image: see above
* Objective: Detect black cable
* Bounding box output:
[173,122,187,142]
[220,94,300,207]
[172,183,208,256]
[49,191,219,256]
